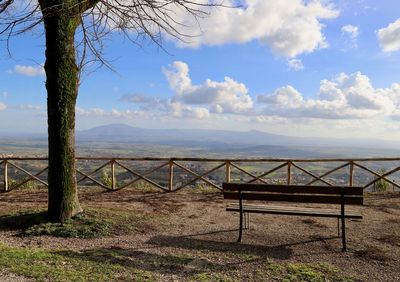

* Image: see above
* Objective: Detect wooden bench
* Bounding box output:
[222,183,363,252]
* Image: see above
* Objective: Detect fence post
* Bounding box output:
[287,161,292,184]
[168,160,174,192]
[349,161,354,187]
[226,161,231,183]
[111,160,116,190]
[3,160,8,192]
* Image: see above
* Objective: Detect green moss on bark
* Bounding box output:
[39,1,85,222]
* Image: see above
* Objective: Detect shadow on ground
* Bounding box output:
[58,247,229,276]
[146,233,293,260]
[57,236,293,277]
[0,211,47,231]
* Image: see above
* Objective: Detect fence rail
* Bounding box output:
[1,157,400,192]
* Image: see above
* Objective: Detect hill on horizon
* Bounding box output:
[1,123,400,158]
[75,123,399,150]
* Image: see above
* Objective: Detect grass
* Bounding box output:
[0,243,156,281]
[0,206,157,238]
[0,244,219,281]
[187,184,220,194]
[267,261,354,282]
[0,238,355,282]
[190,272,234,282]
[185,260,354,281]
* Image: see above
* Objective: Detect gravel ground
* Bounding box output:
[0,189,399,281]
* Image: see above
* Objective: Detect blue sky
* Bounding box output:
[1,0,400,140]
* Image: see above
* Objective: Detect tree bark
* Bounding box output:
[41,3,83,222]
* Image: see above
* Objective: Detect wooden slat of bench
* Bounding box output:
[224,192,363,205]
[223,183,363,195]
[226,204,363,219]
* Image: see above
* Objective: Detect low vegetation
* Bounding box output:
[0,243,156,281]
[267,261,354,282]
[0,243,355,282]
[373,169,391,192]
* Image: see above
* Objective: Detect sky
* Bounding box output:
[0,0,400,140]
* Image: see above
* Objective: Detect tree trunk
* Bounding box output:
[41,5,82,222]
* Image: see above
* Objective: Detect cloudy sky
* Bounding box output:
[1,0,400,140]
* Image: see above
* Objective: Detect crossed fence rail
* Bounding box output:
[1,157,400,192]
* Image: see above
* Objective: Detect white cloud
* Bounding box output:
[287,59,304,71]
[96,0,337,57]
[18,104,43,111]
[70,69,400,139]
[163,61,253,114]
[114,61,400,134]
[76,107,154,119]
[0,103,6,111]
[377,18,400,52]
[76,104,210,121]
[258,86,303,107]
[258,72,399,119]
[341,24,359,49]
[169,0,339,57]
[341,24,359,39]
[165,101,210,119]
[76,107,106,117]
[13,64,45,77]
[120,93,158,104]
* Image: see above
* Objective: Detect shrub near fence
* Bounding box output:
[1,157,400,192]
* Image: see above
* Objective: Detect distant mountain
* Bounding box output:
[76,123,400,150]
[77,123,298,146]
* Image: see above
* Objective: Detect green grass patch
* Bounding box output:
[0,243,357,282]
[267,261,354,282]
[190,272,234,282]
[0,243,156,281]
[186,184,220,194]
[128,181,164,193]
[0,207,158,238]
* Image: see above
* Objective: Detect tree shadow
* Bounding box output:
[0,211,47,232]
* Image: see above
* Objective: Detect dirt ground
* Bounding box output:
[0,188,399,281]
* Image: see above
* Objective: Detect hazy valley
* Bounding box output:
[1,123,399,158]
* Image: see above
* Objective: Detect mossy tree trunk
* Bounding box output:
[39,1,97,222]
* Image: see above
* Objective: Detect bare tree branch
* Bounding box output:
[1,0,228,74]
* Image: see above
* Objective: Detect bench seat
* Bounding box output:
[226,203,362,219]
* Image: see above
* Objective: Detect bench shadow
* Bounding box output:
[56,231,293,277]
[146,233,293,260]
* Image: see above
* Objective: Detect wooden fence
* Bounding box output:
[1,157,400,192]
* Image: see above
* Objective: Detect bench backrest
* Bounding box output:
[223,183,363,205]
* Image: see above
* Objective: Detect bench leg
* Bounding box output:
[341,216,346,252]
[244,212,250,230]
[341,195,347,252]
[238,211,243,242]
[238,191,243,243]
